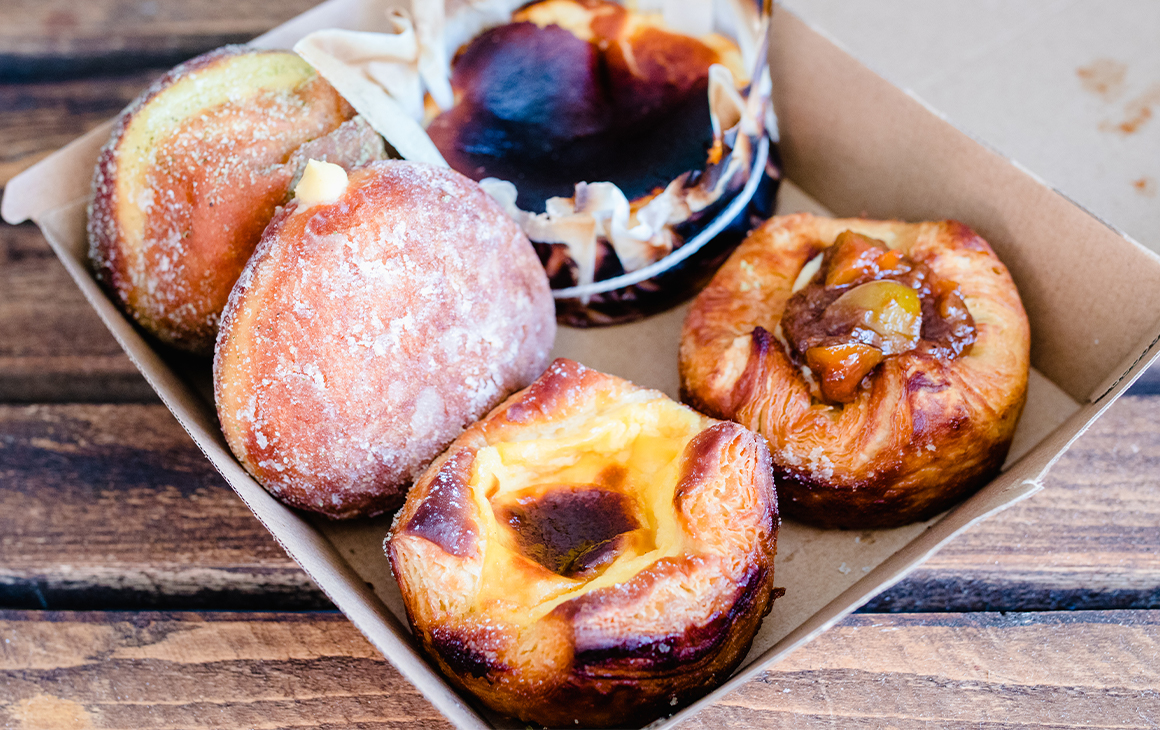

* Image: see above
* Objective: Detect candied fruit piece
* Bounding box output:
[828,280,922,353]
[824,230,889,287]
[805,343,884,403]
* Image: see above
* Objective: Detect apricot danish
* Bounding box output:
[679,214,1030,528]
[387,359,780,727]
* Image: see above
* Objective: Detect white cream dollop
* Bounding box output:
[294,159,348,208]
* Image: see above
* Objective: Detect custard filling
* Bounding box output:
[466,396,707,623]
[782,230,976,404]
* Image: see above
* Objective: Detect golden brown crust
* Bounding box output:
[214,161,556,519]
[679,214,1030,528]
[88,46,379,355]
[387,359,779,727]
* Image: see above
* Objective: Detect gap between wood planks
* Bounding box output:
[0,396,1158,613]
[0,609,1157,729]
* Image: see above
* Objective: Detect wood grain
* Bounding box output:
[0,224,155,402]
[1,396,1157,612]
[0,611,452,729]
[0,0,318,80]
[0,610,1156,729]
[691,610,1160,730]
[0,404,327,610]
[0,73,162,187]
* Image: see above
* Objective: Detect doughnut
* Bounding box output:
[387,358,780,727]
[427,0,747,214]
[680,213,1030,528]
[89,45,385,355]
[214,160,556,519]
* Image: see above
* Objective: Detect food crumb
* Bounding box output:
[838,562,851,574]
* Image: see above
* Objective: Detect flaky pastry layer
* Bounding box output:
[387,359,779,727]
[680,214,1030,528]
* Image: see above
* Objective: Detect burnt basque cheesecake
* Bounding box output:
[387,359,780,727]
[426,0,747,214]
[424,0,781,324]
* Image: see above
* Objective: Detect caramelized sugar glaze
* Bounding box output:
[782,230,976,404]
[388,359,779,726]
[680,214,1030,528]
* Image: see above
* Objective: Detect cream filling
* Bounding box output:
[465,395,708,624]
[293,159,348,208]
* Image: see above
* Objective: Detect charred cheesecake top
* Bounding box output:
[426,0,746,213]
[388,359,780,727]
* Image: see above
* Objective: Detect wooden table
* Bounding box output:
[2,2,1159,727]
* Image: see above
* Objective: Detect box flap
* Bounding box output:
[769,9,1160,404]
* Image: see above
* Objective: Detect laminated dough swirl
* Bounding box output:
[88,45,386,355]
[387,358,780,727]
[214,161,556,519]
[679,214,1030,528]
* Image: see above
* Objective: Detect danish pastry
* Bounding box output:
[214,160,555,518]
[680,214,1030,528]
[387,358,780,727]
[89,45,384,354]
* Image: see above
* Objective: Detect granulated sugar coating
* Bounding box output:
[214,161,556,519]
[87,46,381,355]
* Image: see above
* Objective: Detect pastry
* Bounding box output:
[214,160,556,518]
[680,213,1030,528]
[89,45,385,354]
[388,358,780,727]
[434,0,779,324]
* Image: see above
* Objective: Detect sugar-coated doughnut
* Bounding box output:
[89,45,384,354]
[680,214,1030,528]
[388,359,780,727]
[214,161,556,519]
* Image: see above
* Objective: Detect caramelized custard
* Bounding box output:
[426,0,740,213]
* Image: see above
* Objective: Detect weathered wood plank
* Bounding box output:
[0,610,1156,729]
[0,611,452,729]
[690,610,1160,730]
[0,73,162,187]
[0,0,319,80]
[0,404,327,610]
[1,395,1158,611]
[0,223,156,403]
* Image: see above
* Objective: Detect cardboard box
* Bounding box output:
[5,2,1160,727]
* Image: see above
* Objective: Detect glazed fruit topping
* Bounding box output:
[782,230,976,404]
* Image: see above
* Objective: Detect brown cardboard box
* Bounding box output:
[5,2,1160,727]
